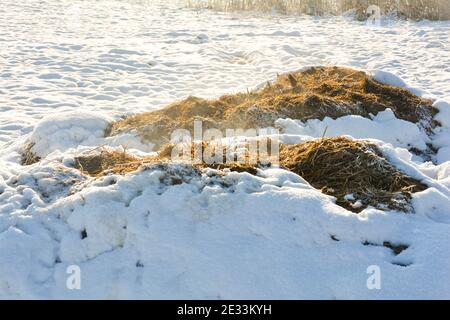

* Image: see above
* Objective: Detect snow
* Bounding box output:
[432,100,450,163]
[1,157,449,299]
[276,109,430,152]
[0,0,450,299]
[372,70,408,88]
[371,69,424,97]
[29,112,112,158]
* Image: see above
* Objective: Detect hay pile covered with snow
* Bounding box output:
[67,137,428,213]
[2,65,450,299]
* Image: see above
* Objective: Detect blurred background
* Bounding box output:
[186,0,450,20]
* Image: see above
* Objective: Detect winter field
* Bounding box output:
[0,0,450,299]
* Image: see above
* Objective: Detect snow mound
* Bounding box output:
[431,100,450,163]
[0,153,449,298]
[276,109,430,152]
[372,70,408,89]
[0,163,86,214]
[28,112,112,159]
[371,70,423,97]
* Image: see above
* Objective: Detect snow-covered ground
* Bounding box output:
[0,0,450,299]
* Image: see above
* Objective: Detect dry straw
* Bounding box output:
[109,66,437,150]
[279,137,427,212]
[67,137,427,213]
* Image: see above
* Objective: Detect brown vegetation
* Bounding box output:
[187,0,450,20]
[22,66,433,213]
[72,143,260,177]
[109,66,437,149]
[22,142,41,165]
[73,148,146,177]
[279,137,427,212]
[70,137,427,213]
[342,0,450,21]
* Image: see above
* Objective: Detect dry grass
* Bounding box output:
[71,137,427,213]
[279,137,427,212]
[21,142,41,165]
[73,148,150,177]
[109,66,437,150]
[342,0,450,20]
[158,141,261,174]
[72,143,260,177]
[187,0,450,20]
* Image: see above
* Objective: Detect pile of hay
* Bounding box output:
[109,66,437,149]
[22,65,432,213]
[22,66,438,166]
[279,137,427,212]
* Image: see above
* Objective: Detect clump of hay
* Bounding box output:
[72,143,261,177]
[279,137,427,212]
[109,66,438,150]
[73,148,149,177]
[21,142,41,165]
